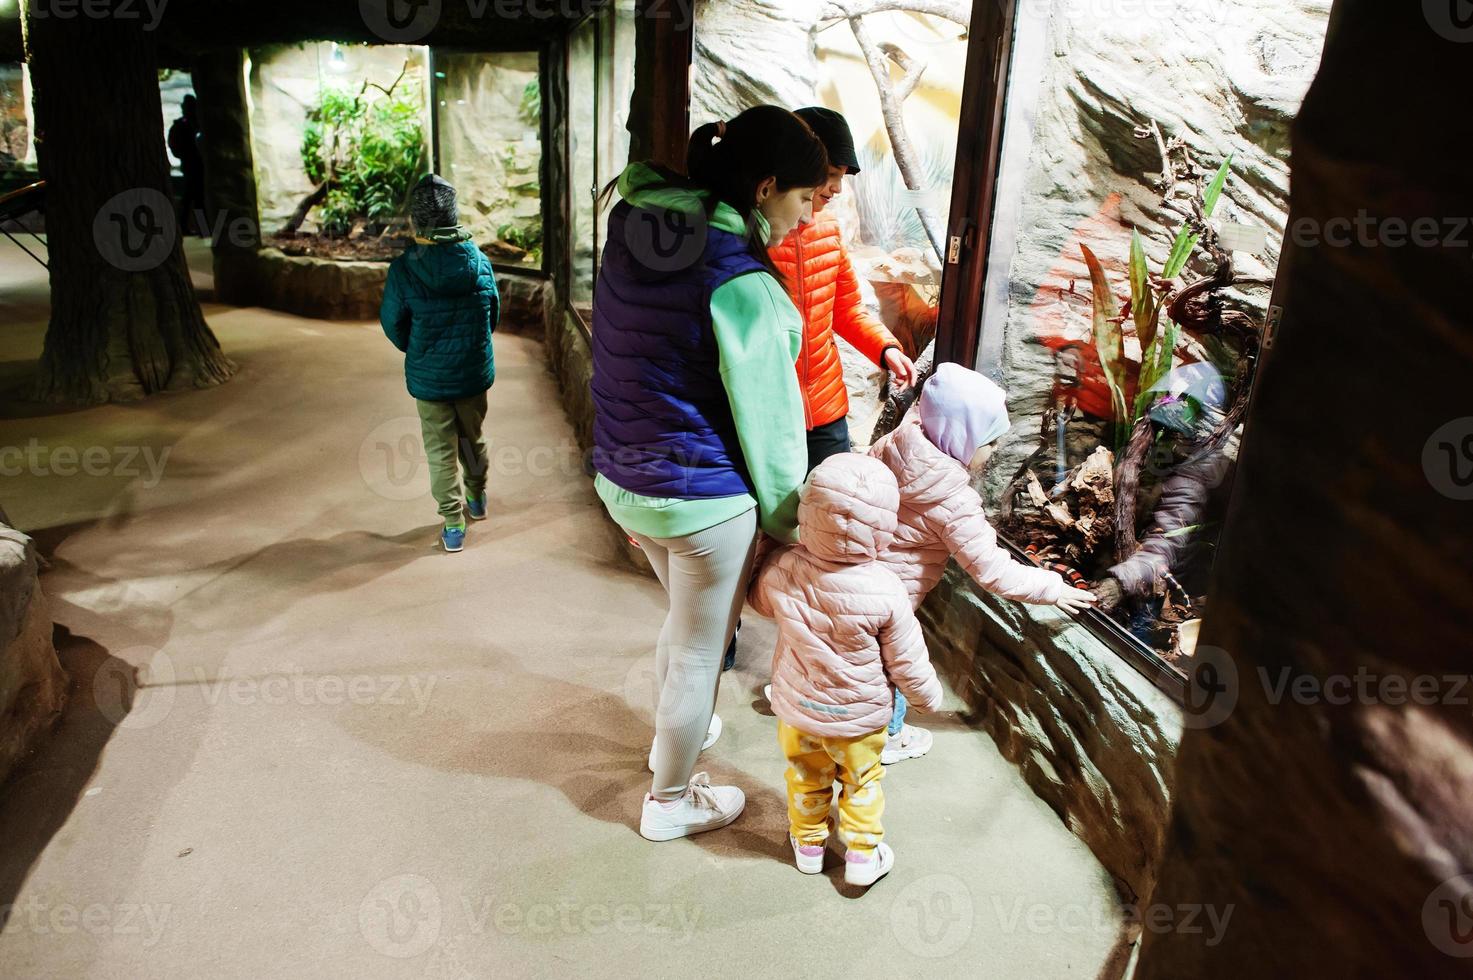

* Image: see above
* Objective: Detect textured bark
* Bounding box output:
[1135,0,1473,976]
[23,1,233,404]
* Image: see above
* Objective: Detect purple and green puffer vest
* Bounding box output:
[591,199,768,500]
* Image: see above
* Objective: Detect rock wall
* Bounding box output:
[921,567,1181,904]
[0,513,65,787]
[1135,1,1473,974]
[436,51,542,261]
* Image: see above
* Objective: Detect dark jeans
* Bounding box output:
[805,416,852,474]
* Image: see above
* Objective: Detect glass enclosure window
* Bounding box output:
[812,11,969,365]
[434,50,542,269]
[975,1,1332,676]
[246,42,430,260]
[3,64,187,179]
[568,0,637,318]
[0,63,33,177]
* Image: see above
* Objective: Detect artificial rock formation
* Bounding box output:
[0,511,65,786]
[1136,1,1473,975]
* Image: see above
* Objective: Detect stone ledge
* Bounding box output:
[919,565,1182,903]
[542,298,651,574]
[214,247,548,332]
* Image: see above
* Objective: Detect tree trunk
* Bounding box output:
[23,2,234,404]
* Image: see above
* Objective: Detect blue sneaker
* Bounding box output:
[441,524,465,553]
[466,494,488,521]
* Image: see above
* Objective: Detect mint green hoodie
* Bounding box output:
[594,164,807,543]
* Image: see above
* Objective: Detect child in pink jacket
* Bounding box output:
[869,363,1096,763]
[750,453,941,888]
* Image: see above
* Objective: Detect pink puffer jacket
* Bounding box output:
[749,454,942,739]
[870,416,1065,610]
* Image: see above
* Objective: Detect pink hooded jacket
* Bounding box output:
[870,414,1065,611]
[749,454,943,739]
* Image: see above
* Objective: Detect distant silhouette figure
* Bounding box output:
[167,94,204,237]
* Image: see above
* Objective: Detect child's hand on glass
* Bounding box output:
[1055,585,1097,615]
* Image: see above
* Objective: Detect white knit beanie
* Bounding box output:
[918,362,1012,465]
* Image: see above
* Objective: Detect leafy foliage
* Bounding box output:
[300,81,426,236]
[517,77,541,129]
[1083,157,1234,448]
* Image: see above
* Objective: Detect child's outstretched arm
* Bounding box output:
[941,485,1094,610]
[746,543,790,620]
[878,581,942,713]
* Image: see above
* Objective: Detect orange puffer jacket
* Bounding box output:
[769,212,901,429]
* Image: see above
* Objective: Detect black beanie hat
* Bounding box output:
[410,173,459,231]
[794,106,860,175]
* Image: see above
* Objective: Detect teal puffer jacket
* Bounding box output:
[380,240,499,401]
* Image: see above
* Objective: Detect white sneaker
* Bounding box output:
[791,835,826,874]
[639,772,745,841]
[844,842,895,887]
[881,724,933,765]
[647,714,722,772]
[762,684,772,702]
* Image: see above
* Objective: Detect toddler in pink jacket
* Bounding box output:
[869,362,1096,763]
[750,453,941,888]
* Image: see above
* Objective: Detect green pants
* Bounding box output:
[415,393,489,524]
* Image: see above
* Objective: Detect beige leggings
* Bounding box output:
[627,508,758,800]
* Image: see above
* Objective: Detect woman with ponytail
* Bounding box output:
[591,106,827,842]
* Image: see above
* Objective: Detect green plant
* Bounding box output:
[298,78,425,235]
[517,77,541,128]
[1082,155,1233,449]
[498,220,543,263]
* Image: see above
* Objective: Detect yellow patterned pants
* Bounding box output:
[778,720,887,854]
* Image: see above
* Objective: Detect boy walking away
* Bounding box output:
[750,454,942,887]
[870,363,1096,761]
[380,174,500,552]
